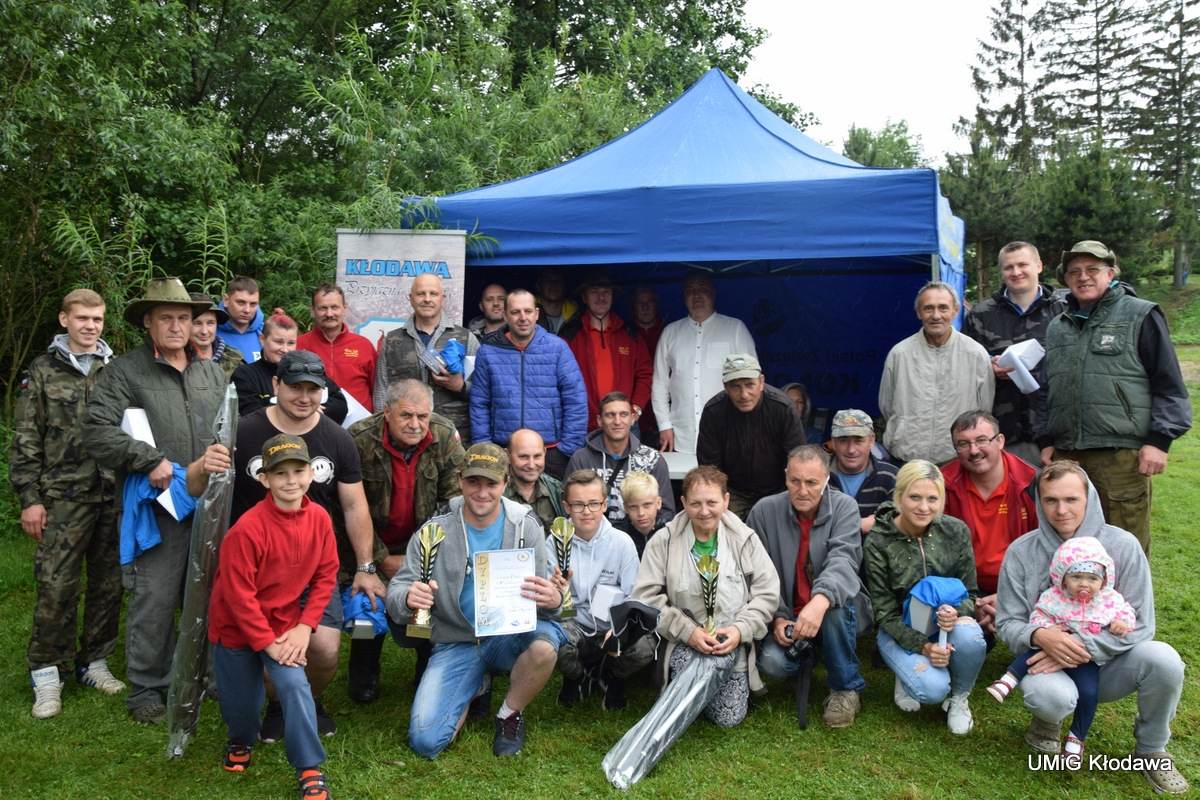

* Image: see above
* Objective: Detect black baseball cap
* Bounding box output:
[276,350,328,388]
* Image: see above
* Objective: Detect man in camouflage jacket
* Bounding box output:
[10,289,125,719]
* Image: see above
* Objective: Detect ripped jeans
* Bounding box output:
[877,619,986,705]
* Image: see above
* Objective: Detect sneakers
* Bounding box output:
[492,711,526,757]
[298,768,333,800]
[77,659,127,695]
[602,676,627,711]
[260,700,284,743]
[1024,716,1062,754]
[129,701,166,725]
[942,692,973,735]
[314,698,337,737]
[1063,734,1084,757]
[821,690,861,729]
[987,672,1017,703]
[222,743,252,772]
[1137,751,1190,795]
[558,678,582,707]
[31,667,64,719]
[893,676,919,713]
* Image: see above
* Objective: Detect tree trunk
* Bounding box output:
[976,240,988,298]
[1174,233,1188,289]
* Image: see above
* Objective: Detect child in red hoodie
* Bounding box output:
[209,433,338,799]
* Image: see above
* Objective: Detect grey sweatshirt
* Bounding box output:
[564,428,675,522]
[385,495,556,644]
[553,516,640,631]
[746,487,863,618]
[995,477,1155,665]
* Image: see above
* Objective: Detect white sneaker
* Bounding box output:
[31,666,64,719]
[78,659,126,695]
[943,692,974,735]
[894,676,920,713]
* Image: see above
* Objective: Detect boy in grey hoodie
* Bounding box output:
[551,470,651,711]
[995,460,1187,793]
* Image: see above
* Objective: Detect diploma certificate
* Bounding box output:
[474,548,537,637]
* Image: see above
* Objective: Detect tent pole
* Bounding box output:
[929,254,939,281]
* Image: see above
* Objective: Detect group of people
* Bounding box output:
[9,237,1192,797]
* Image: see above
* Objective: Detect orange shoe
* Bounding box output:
[298,768,332,799]
[222,743,252,773]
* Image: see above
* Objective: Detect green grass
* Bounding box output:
[1,397,1197,799]
[1137,281,1200,345]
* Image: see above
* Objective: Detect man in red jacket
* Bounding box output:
[297,283,377,412]
[562,273,652,432]
[940,410,1036,635]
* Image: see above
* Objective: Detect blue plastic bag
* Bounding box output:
[440,339,466,374]
[341,586,389,637]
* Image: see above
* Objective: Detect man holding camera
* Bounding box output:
[748,445,866,728]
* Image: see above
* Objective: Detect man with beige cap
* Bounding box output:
[696,354,807,518]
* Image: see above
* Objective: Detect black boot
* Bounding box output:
[413,640,432,688]
[348,634,384,703]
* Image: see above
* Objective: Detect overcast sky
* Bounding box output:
[741,1,992,164]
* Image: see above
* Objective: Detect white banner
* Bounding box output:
[335,228,467,345]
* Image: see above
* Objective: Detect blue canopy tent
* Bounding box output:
[434,68,965,420]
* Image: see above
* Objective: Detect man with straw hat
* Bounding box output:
[83,277,232,724]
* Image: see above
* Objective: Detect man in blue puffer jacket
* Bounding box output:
[470,289,588,479]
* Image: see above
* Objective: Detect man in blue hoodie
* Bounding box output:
[469,289,587,480]
[218,275,265,362]
[996,460,1187,794]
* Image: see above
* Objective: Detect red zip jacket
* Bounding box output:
[296,326,378,412]
[208,495,338,651]
[565,312,652,430]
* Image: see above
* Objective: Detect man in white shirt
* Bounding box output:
[651,274,756,454]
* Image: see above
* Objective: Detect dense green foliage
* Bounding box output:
[842,121,927,169]
[0,0,796,414]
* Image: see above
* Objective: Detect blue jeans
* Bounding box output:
[407,620,566,759]
[213,644,324,771]
[1008,648,1099,740]
[757,605,866,693]
[877,620,986,705]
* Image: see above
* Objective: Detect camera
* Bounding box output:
[783,624,813,662]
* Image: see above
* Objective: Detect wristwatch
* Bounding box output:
[356,562,377,575]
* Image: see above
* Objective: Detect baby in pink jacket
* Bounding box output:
[987,537,1135,756]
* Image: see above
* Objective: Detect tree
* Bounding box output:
[1034,0,1147,142]
[1128,0,1200,288]
[969,0,1041,167]
[842,121,927,168]
[1025,140,1159,280]
[940,123,1026,298]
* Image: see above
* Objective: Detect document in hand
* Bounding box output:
[474,548,537,637]
[996,339,1046,394]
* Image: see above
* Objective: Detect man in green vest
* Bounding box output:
[1037,241,1191,553]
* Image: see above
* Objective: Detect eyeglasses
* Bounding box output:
[953,432,1002,452]
[567,500,605,513]
[1064,265,1109,280]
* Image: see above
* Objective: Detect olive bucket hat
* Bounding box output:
[124,277,214,328]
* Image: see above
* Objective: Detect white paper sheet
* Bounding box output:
[120,408,156,447]
[473,548,536,637]
[591,584,626,625]
[340,389,372,429]
[996,339,1046,395]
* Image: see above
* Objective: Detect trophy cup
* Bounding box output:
[407,522,446,639]
[549,516,575,619]
[695,554,720,635]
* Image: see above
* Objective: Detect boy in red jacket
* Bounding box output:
[209,433,338,800]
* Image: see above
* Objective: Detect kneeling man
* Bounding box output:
[750,445,867,728]
[996,461,1187,794]
[386,444,565,758]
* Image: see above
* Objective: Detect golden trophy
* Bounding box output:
[549,516,576,619]
[407,522,446,639]
[695,554,720,635]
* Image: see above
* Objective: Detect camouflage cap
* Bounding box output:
[259,433,311,474]
[1057,240,1117,284]
[463,442,508,482]
[831,409,874,438]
